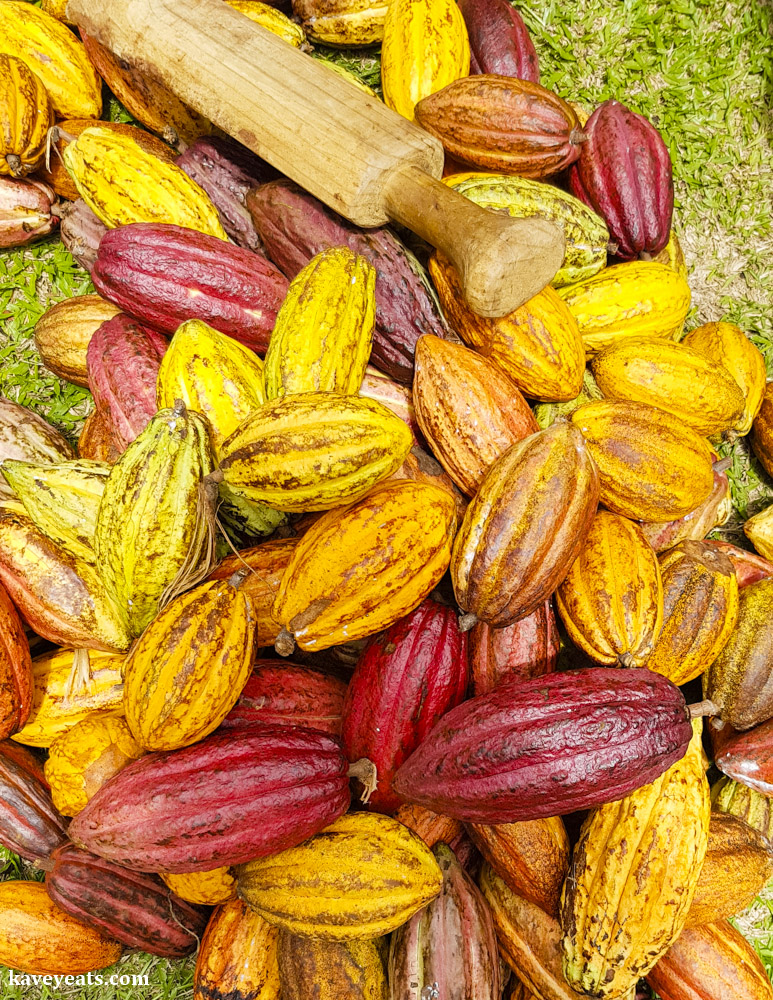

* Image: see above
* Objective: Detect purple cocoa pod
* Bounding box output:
[458,0,539,82]
[175,135,277,251]
[569,99,674,260]
[60,199,108,272]
[86,313,167,452]
[246,179,451,384]
[0,177,57,249]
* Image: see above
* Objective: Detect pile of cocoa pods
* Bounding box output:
[0,0,772,997]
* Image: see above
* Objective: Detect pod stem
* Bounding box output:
[348,758,378,804]
[33,858,55,873]
[6,154,22,178]
[275,628,295,657]
[570,128,589,145]
[688,699,721,719]
[618,652,635,668]
[63,648,92,704]
[712,456,733,474]
[458,612,478,632]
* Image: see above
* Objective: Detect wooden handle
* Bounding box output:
[67,0,565,316]
[383,165,564,316]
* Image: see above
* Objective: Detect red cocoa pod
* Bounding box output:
[86,313,167,452]
[220,659,347,736]
[0,739,68,862]
[341,599,469,814]
[91,223,289,353]
[415,76,585,178]
[246,179,450,383]
[469,600,559,696]
[393,667,693,823]
[175,135,277,251]
[716,717,773,796]
[389,843,500,999]
[59,199,108,272]
[45,843,208,958]
[458,0,539,82]
[704,540,773,589]
[569,99,674,260]
[0,582,32,740]
[68,726,352,873]
[646,919,773,1000]
[0,177,57,249]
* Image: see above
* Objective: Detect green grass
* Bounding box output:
[0,0,772,995]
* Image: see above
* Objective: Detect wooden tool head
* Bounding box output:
[68,0,565,316]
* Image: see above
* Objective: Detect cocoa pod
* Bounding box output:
[686,812,773,927]
[0,398,73,503]
[389,843,501,1000]
[393,667,693,823]
[92,223,289,353]
[569,99,673,260]
[34,295,121,389]
[751,381,773,478]
[78,411,121,464]
[390,444,466,522]
[0,176,56,248]
[0,54,54,178]
[176,134,276,251]
[646,541,739,687]
[86,314,168,452]
[359,366,422,441]
[246,179,450,383]
[221,659,347,736]
[647,919,773,1000]
[467,817,569,918]
[556,510,663,667]
[278,931,386,1000]
[413,334,537,495]
[59,199,108,273]
[393,803,463,848]
[45,843,209,957]
[196,898,281,1000]
[451,423,599,628]
[341,599,469,813]
[705,577,773,730]
[81,33,211,148]
[0,582,31,740]
[0,739,67,861]
[469,600,559,695]
[746,503,773,562]
[705,540,773,589]
[458,0,538,80]
[712,775,773,844]
[716,718,773,796]
[641,466,732,553]
[415,76,585,178]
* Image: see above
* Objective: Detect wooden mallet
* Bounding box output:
[67,0,565,317]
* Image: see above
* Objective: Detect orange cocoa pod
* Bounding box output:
[393,803,463,848]
[194,898,280,1000]
[751,381,773,479]
[469,600,559,695]
[78,410,122,464]
[413,334,537,495]
[0,581,32,740]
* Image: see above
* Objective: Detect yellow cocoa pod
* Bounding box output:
[0,1,101,119]
[195,898,280,1000]
[711,776,773,843]
[95,403,216,638]
[40,0,73,23]
[278,933,388,1000]
[429,252,585,402]
[264,248,375,400]
[556,510,663,667]
[557,261,691,356]
[646,540,739,686]
[273,479,457,652]
[653,229,688,280]
[123,576,255,752]
[560,721,710,999]
[295,0,389,46]
[591,337,745,438]
[157,319,266,455]
[218,392,412,513]
[683,322,767,436]
[12,649,124,749]
[34,294,121,388]
[745,503,773,561]
[161,868,237,906]
[226,0,306,46]
[0,881,123,974]
[1,458,109,564]
[44,713,144,817]
[752,381,773,478]
[236,812,443,939]
[570,400,714,522]
[381,0,470,121]
[0,55,54,178]
[63,126,228,238]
